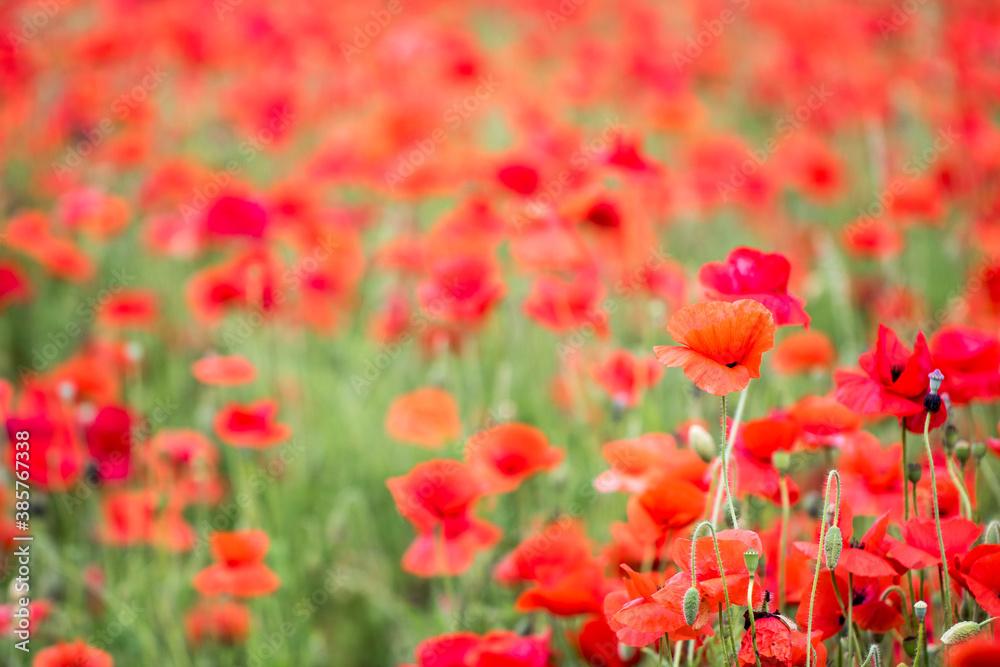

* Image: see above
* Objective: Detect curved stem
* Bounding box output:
[945,454,973,519]
[923,413,954,626]
[710,386,749,527]
[805,470,842,667]
[779,472,790,614]
[690,521,737,661]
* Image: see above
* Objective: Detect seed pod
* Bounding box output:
[955,440,971,465]
[906,462,922,484]
[973,441,988,461]
[683,587,700,627]
[913,600,927,621]
[744,548,760,575]
[688,424,716,463]
[772,451,791,474]
[941,621,980,646]
[824,526,843,570]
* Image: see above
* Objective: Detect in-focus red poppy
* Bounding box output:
[385,387,461,448]
[929,324,1000,405]
[595,432,708,494]
[33,640,113,667]
[793,570,903,640]
[193,530,281,598]
[654,299,776,396]
[771,330,835,375]
[608,566,710,646]
[698,247,810,327]
[0,260,32,311]
[591,349,663,409]
[835,324,947,433]
[953,544,1000,616]
[417,253,504,326]
[191,354,257,387]
[672,528,764,610]
[886,515,980,571]
[737,613,826,667]
[83,404,132,481]
[465,422,563,493]
[386,460,500,577]
[213,399,291,448]
[184,600,251,646]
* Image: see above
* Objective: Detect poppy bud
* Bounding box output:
[941,621,980,646]
[944,424,959,451]
[906,462,922,484]
[744,548,760,574]
[955,440,971,465]
[973,441,988,461]
[902,636,918,659]
[688,424,716,463]
[824,526,842,570]
[928,369,944,394]
[683,586,700,626]
[913,600,927,621]
[772,450,791,474]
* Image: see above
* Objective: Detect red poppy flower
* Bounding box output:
[203,195,269,240]
[793,571,903,640]
[213,400,291,448]
[57,189,130,239]
[465,422,563,493]
[887,515,981,570]
[698,247,810,327]
[654,299,776,396]
[467,630,552,666]
[417,254,504,326]
[672,528,764,610]
[5,413,84,491]
[929,325,1000,405]
[626,477,706,542]
[737,614,826,667]
[786,395,862,448]
[573,615,641,667]
[591,350,663,408]
[0,260,31,310]
[836,431,905,518]
[97,490,195,552]
[385,387,461,448]
[610,567,712,645]
[948,636,1000,667]
[594,433,708,495]
[771,330,835,375]
[83,404,132,481]
[795,509,900,579]
[387,460,500,577]
[184,600,251,646]
[33,640,112,667]
[193,530,281,598]
[954,544,1000,616]
[835,324,947,433]
[843,217,904,259]
[522,271,608,335]
[96,288,159,330]
[147,429,223,505]
[404,632,482,667]
[191,354,257,387]
[731,416,801,505]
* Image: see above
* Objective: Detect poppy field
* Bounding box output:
[4,0,1000,665]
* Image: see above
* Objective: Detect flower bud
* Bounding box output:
[944,424,959,451]
[688,424,716,463]
[941,621,980,646]
[913,600,927,621]
[906,462,922,484]
[955,440,971,465]
[683,587,700,627]
[824,526,843,570]
[973,441,988,461]
[744,548,760,575]
[772,450,791,474]
[986,521,1000,545]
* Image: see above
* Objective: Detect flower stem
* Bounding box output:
[710,386,749,526]
[779,472,790,614]
[902,423,909,521]
[747,572,762,667]
[719,393,740,529]
[690,521,737,661]
[805,470,841,667]
[945,453,973,519]
[923,413,954,626]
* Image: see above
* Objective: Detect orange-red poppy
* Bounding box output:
[213,399,291,448]
[384,387,461,448]
[193,530,281,598]
[184,600,251,646]
[33,640,113,667]
[654,299,776,396]
[191,354,257,387]
[771,330,836,375]
[465,422,564,493]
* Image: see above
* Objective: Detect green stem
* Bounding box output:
[914,616,926,667]
[945,453,973,519]
[902,424,909,521]
[720,394,739,529]
[923,413,954,626]
[806,470,842,667]
[847,573,855,666]
[747,573,762,667]
[779,472,790,614]
[710,386,749,527]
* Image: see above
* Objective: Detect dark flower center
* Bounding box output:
[726,362,739,368]
[890,364,905,382]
